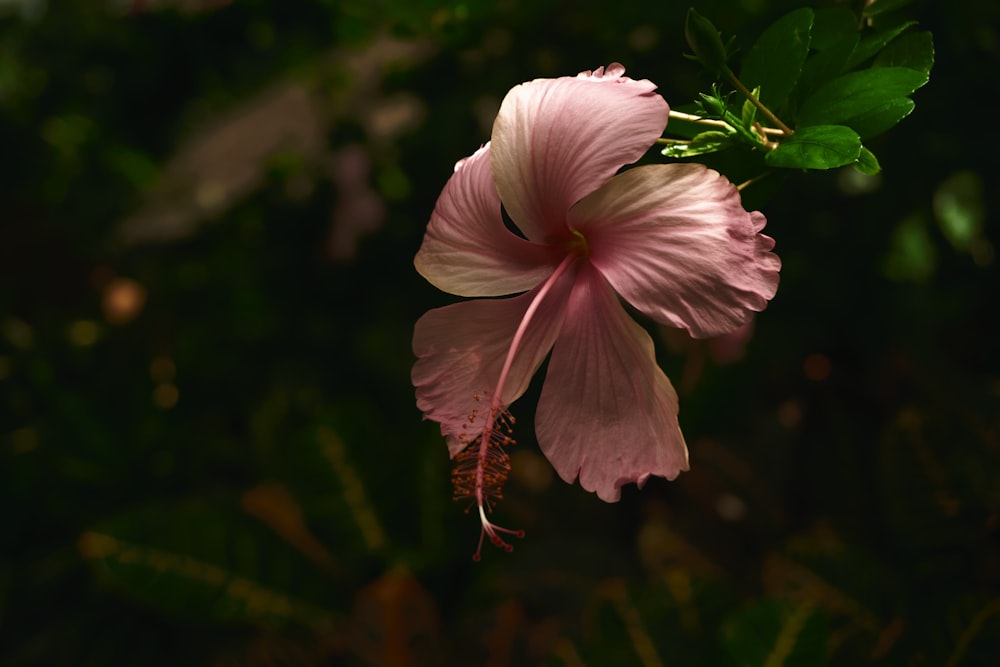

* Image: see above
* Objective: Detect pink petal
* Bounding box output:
[569,163,781,339]
[535,265,689,502]
[414,144,561,297]
[412,269,575,456]
[490,64,669,244]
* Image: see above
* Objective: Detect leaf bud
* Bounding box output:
[685,8,730,75]
[697,92,727,118]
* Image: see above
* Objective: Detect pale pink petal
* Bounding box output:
[535,265,689,502]
[412,269,575,456]
[576,63,628,80]
[568,163,781,339]
[414,144,561,297]
[490,65,669,243]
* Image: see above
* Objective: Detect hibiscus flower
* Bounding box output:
[412,63,780,558]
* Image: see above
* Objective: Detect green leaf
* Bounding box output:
[878,398,1000,551]
[796,67,927,135]
[863,0,914,18]
[796,32,859,102]
[765,125,861,170]
[685,8,729,75]
[79,501,342,630]
[764,538,891,634]
[847,20,916,68]
[282,411,400,560]
[661,130,734,158]
[720,599,829,667]
[312,426,388,553]
[741,91,759,128]
[809,7,858,50]
[740,8,813,109]
[874,30,934,75]
[853,146,881,175]
[582,577,738,665]
[842,96,915,139]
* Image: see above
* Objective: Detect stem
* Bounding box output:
[669,110,733,131]
[664,110,784,149]
[723,67,795,136]
[758,126,785,137]
[736,171,771,191]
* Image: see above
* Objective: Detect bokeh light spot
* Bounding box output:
[68,320,100,347]
[803,354,831,382]
[102,278,147,325]
[777,399,803,429]
[2,318,34,350]
[715,493,747,522]
[153,383,179,410]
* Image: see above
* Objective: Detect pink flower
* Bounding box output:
[412,63,780,558]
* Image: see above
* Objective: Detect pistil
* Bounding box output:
[467,253,577,559]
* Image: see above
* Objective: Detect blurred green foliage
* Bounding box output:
[1,0,998,665]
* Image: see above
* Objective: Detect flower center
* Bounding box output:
[566,228,590,260]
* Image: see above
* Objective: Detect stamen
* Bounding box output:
[451,403,516,509]
[451,402,525,560]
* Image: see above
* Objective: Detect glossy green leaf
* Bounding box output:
[720,599,829,667]
[847,20,916,68]
[874,30,934,75]
[797,67,927,133]
[765,125,861,170]
[79,502,342,630]
[796,32,859,101]
[795,7,859,100]
[853,146,881,175]
[740,8,813,109]
[863,0,914,18]
[809,7,858,50]
[843,96,915,138]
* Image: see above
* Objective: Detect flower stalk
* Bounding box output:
[722,69,795,136]
[667,110,785,137]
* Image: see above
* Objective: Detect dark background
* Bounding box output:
[1,0,997,664]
